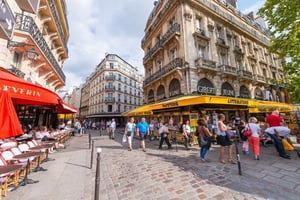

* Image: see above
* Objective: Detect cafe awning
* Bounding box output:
[57,100,78,113]
[249,100,293,113]
[0,67,59,105]
[122,104,153,116]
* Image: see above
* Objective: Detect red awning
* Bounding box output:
[0,91,23,139]
[57,100,78,113]
[0,67,59,105]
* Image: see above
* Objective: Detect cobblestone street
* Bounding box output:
[97,129,300,200]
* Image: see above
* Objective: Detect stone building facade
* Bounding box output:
[85,53,144,123]
[0,0,69,91]
[142,0,286,104]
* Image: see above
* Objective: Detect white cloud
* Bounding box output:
[242,0,265,15]
[62,0,154,91]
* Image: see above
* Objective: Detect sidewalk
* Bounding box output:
[5,129,300,200]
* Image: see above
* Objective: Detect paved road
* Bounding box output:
[6,129,300,200]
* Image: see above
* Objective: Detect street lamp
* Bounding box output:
[26,48,38,60]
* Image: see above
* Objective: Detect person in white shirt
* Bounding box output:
[247,117,262,160]
[109,118,116,139]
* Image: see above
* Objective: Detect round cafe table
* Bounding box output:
[12,152,43,186]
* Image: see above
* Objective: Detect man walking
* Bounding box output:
[109,118,116,139]
[137,117,149,152]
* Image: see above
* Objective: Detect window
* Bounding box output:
[263,69,267,77]
[118,83,121,91]
[108,105,113,112]
[124,86,127,93]
[157,60,163,71]
[118,74,121,81]
[219,53,228,65]
[197,44,206,58]
[169,48,177,61]
[195,17,201,31]
[109,63,114,69]
[148,68,152,76]
[118,94,121,102]
[272,72,276,79]
[216,26,224,39]
[12,52,21,68]
[169,17,175,28]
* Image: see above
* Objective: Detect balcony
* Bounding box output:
[238,69,253,80]
[233,45,243,54]
[104,97,115,103]
[7,66,25,79]
[105,75,116,80]
[144,58,182,85]
[48,0,68,54]
[14,13,66,83]
[219,64,237,76]
[216,37,229,49]
[195,58,217,73]
[104,85,116,91]
[162,23,180,45]
[254,74,266,83]
[193,29,210,41]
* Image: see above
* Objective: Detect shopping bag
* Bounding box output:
[282,138,294,151]
[122,135,127,143]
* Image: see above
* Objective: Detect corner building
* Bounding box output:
[0,0,69,91]
[142,0,287,104]
[86,54,144,125]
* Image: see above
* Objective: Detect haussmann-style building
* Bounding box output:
[84,53,144,126]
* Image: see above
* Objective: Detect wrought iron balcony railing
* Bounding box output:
[14,13,66,82]
[195,58,217,72]
[105,85,116,90]
[105,75,116,80]
[7,66,25,79]
[144,58,183,85]
[104,97,115,102]
[238,69,253,79]
[219,64,237,75]
[48,0,68,54]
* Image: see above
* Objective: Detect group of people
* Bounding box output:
[122,110,296,163]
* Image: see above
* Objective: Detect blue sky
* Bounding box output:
[62,0,266,93]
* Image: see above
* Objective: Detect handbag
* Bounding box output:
[122,135,127,143]
[282,138,294,151]
[199,136,208,147]
[226,130,235,138]
[244,125,252,137]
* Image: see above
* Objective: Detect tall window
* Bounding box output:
[198,44,206,58]
[118,83,121,91]
[169,17,175,28]
[108,105,112,112]
[12,52,21,68]
[169,48,177,61]
[196,17,201,31]
[109,63,114,69]
[219,53,228,65]
[157,60,163,71]
[263,68,267,77]
[148,68,152,76]
[216,26,224,39]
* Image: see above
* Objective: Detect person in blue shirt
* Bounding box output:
[137,117,149,152]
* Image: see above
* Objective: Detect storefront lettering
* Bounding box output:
[228,99,248,105]
[222,89,234,96]
[197,86,215,94]
[1,85,41,97]
[169,89,180,97]
[162,102,178,108]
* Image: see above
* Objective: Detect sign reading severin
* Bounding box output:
[0,85,41,97]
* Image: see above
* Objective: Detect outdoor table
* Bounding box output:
[30,144,55,163]
[12,152,43,186]
[16,136,33,143]
[0,164,23,177]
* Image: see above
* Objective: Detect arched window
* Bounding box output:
[221,82,235,97]
[239,85,250,98]
[197,78,215,95]
[169,78,181,97]
[157,85,165,100]
[148,90,154,103]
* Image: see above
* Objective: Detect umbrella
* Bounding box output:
[0,91,23,139]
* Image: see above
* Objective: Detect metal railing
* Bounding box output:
[238,69,253,79]
[195,58,217,71]
[7,66,25,78]
[15,13,66,82]
[48,0,68,54]
[104,85,116,90]
[144,58,183,85]
[105,75,116,80]
[219,64,237,75]
[104,97,115,102]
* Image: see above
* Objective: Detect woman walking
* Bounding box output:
[197,118,212,162]
[217,114,235,164]
[183,120,191,150]
[158,122,172,149]
[124,117,136,151]
[247,117,262,160]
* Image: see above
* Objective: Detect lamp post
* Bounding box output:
[94,147,101,200]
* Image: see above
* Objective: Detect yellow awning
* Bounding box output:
[149,95,251,110]
[249,100,293,113]
[122,104,153,116]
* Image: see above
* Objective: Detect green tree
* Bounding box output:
[258,0,300,103]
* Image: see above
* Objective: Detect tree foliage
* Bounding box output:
[258,0,300,103]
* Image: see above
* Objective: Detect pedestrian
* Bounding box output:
[158,122,172,149]
[136,117,149,152]
[149,120,155,141]
[183,120,191,150]
[157,119,163,140]
[247,117,262,160]
[239,120,250,155]
[265,110,291,159]
[124,117,136,151]
[109,118,116,140]
[197,118,212,162]
[217,114,236,164]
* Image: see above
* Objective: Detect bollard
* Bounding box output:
[89,133,91,149]
[94,147,101,200]
[90,140,94,169]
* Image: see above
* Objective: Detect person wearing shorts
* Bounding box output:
[137,117,149,152]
